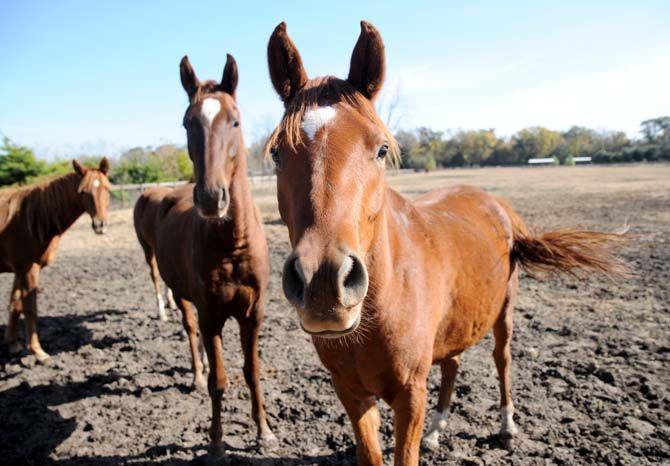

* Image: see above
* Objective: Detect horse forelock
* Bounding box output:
[265,76,399,166]
[78,170,110,193]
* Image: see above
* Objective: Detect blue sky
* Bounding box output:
[1,0,669,158]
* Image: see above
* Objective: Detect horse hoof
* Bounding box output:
[35,352,51,365]
[194,377,208,394]
[421,432,440,452]
[258,431,279,451]
[8,341,25,356]
[208,441,225,459]
[500,435,514,451]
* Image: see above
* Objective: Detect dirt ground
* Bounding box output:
[1,164,668,465]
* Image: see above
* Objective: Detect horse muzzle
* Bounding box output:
[91,219,106,235]
[282,251,368,338]
[194,184,230,219]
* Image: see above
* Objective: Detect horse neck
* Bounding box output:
[366,187,414,300]
[214,153,256,242]
[29,174,84,241]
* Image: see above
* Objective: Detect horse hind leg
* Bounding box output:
[165,287,177,310]
[147,256,168,322]
[5,274,25,355]
[493,270,520,443]
[422,355,460,451]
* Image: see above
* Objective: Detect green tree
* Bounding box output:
[0,136,46,186]
[640,116,670,143]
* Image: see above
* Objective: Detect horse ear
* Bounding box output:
[267,22,308,103]
[347,21,386,101]
[220,53,239,97]
[72,160,86,176]
[180,55,200,99]
[99,157,110,175]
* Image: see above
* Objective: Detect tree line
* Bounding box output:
[395,116,670,170]
[1,116,668,187]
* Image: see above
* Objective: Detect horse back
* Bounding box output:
[133,185,189,251]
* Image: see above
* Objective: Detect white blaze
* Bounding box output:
[201,98,221,126]
[301,106,337,140]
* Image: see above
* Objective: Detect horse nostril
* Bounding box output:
[282,256,306,306]
[338,255,368,308]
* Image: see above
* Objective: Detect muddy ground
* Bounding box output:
[1,164,668,465]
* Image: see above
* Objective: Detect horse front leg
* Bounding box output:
[4,274,24,355]
[176,298,206,391]
[23,264,50,363]
[333,378,383,466]
[392,382,428,466]
[198,309,228,458]
[238,308,277,450]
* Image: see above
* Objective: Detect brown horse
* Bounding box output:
[266,22,627,465]
[1,159,111,362]
[133,54,276,455]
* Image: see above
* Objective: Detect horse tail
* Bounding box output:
[498,198,629,278]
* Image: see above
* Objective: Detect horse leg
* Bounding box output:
[199,310,228,457]
[422,355,460,451]
[333,379,383,466]
[238,311,277,450]
[5,274,25,355]
[392,382,428,466]
[493,271,519,440]
[23,264,50,363]
[165,287,177,310]
[198,334,209,372]
[176,298,206,391]
[148,256,168,321]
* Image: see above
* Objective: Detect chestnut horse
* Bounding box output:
[266,22,627,465]
[1,159,111,362]
[133,54,276,455]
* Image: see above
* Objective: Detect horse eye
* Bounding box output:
[377,144,389,159]
[233,121,240,128]
[271,147,282,168]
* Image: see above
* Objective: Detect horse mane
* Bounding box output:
[265,76,399,166]
[0,172,83,243]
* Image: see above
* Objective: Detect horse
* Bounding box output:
[133,54,277,455]
[1,158,111,363]
[134,184,206,389]
[265,22,627,465]
[133,190,179,322]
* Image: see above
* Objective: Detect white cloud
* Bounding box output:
[393,47,670,138]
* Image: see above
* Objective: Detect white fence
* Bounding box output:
[111,174,277,208]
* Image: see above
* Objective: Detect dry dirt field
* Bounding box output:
[1,164,668,465]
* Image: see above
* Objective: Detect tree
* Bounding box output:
[0,136,46,186]
[640,117,670,143]
[513,127,564,163]
[394,130,419,169]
